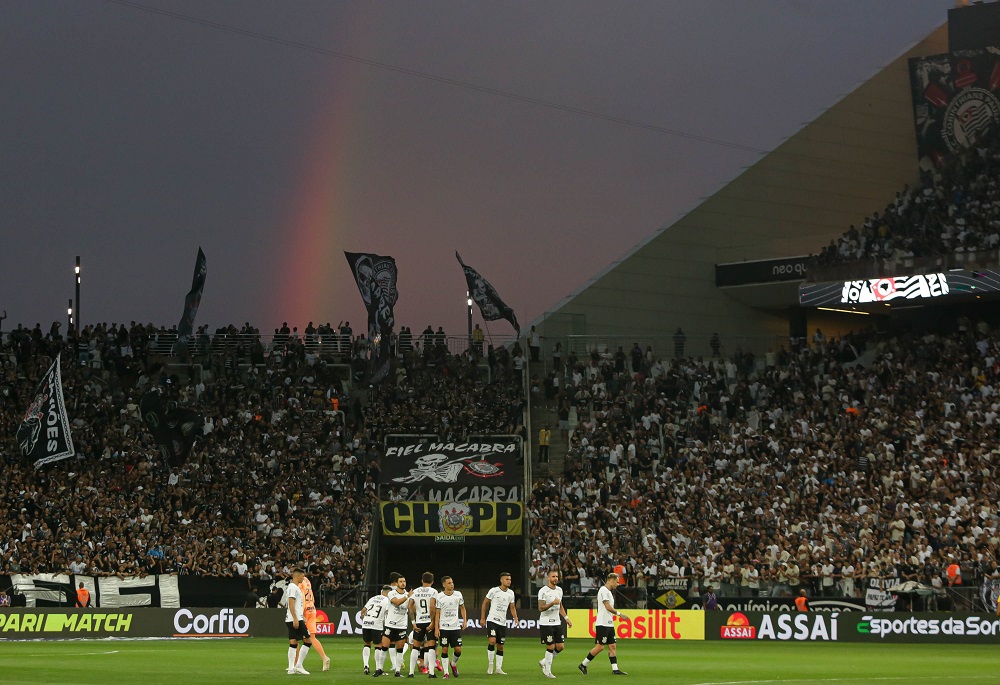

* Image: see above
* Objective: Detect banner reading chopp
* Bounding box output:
[380,501,522,537]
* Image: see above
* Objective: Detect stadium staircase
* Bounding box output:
[527,358,568,478]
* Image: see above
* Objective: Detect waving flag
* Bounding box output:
[174,247,207,352]
[345,251,398,383]
[17,357,75,469]
[456,252,519,334]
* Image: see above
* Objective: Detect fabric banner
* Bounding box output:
[981,578,1000,613]
[865,577,899,611]
[380,501,523,538]
[138,392,203,467]
[173,247,207,352]
[456,252,520,334]
[345,251,398,383]
[381,435,522,501]
[16,356,75,469]
[909,48,1000,167]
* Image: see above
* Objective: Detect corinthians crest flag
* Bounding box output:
[174,247,207,352]
[909,48,1000,167]
[456,252,520,335]
[345,251,398,384]
[17,357,75,469]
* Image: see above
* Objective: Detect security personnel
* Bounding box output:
[794,589,808,611]
[538,425,551,463]
[76,582,91,608]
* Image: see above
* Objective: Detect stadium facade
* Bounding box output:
[534,24,951,354]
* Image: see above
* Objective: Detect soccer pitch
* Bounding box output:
[0,637,993,685]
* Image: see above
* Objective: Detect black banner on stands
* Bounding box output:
[381,435,522,501]
[909,48,1000,167]
[2,574,263,609]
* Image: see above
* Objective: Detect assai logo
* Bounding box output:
[313,609,336,635]
[757,613,839,641]
[720,613,756,639]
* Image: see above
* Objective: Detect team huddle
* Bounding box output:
[283,569,627,677]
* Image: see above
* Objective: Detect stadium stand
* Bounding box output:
[0,321,522,606]
[528,324,1000,604]
[813,132,1000,272]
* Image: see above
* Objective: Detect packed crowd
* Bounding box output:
[527,320,1000,601]
[814,131,1000,267]
[0,319,523,603]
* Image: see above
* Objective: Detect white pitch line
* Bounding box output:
[11,650,121,657]
[691,676,995,685]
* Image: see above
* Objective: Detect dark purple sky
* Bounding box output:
[2,0,947,342]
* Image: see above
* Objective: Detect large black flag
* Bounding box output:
[139,392,203,468]
[456,252,520,335]
[174,247,207,352]
[17,357,75,469]
[345,252,398,384]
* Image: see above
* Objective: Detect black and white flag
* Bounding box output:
[456,252,520,335]
[17,357,75,469]
[345,251,398,384]
[174,247,207,352]
[139,392,204,468]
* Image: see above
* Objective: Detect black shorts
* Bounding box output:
[286,620,310,641]
[438,629,462,648]
[413,621,434,642]
[363,627,383,643]
[539,624,565,645]
[486,621,507,644]
[383,626,409,643]
[594,625,616,645]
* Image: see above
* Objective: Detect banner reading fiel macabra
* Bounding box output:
[381,435,522,502]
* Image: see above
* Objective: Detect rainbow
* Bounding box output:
[274,32,372,331]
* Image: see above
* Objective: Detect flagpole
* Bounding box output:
[466,290,473,351]
[74,256,81,336]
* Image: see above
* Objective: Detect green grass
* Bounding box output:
[0,637,994,685]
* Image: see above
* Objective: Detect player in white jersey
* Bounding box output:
[362,585,392,675]
[480,571,519,675]
[537,570,573,678]
[578,572,627,676]
[282,568,314,675]
[410,572,440,677]
[434,575,467,679]
[378,573,414,677]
